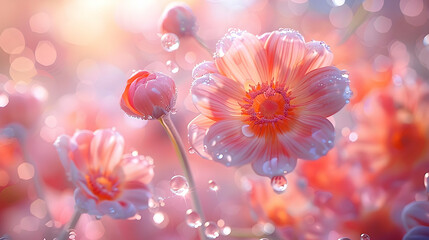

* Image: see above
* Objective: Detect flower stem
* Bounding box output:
[58,208,82,240]
[193,34,212,55]
[159,114,207,240]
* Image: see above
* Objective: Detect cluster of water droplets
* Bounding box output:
[68,229,76,240]
[166,60,179,74]
[169,175,189,196]
[361,233,371,240]
[161,33,180,52]
[208,180,219,192]
[214,28,245,58]
[204,221,220,239]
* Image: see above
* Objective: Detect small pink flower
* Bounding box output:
[159,2,197,37]
[55,129,154,219]
[188,29,350,177]
[121,70,177,120]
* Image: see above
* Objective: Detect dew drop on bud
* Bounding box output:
[188,147,196,154]
[271,175,288,194]
[186,209,202,228]
[170,175,189,196]
[208,180,219,192]
[204,221,220,239]
[161,33,179,52]
[361,233,370,240]
[166,60,179,73]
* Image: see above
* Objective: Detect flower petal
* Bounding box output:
[215,29,269,88]
[292,66,351,117]
[402,201,429,231]
[300,41,333,75]
[120,187,151,210]
[403,226,429,240]
[74,188,100,216]
[192,61,218,79]
[97,200,137,219]
[279,115,335,160]
[191,73,244,120]
[119,155,154,184]
[188,115,216,160]
[251,143,297,177]
[203,119,265,167]
[90,129,124,173]
[264,29,306,86]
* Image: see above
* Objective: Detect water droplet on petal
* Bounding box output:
[361,233,370,240]
[204,221,220,239]
[186,209,202,228]
[338,238,351,240]
[95,215,102,220]
[68,229,76,240]
[208,180,219,192]
[161,33,179,52]
[170,175,189,196]
[188,147,196,154]
[271,175,288,194]
[241,124,254,137]
[166,60,179,73]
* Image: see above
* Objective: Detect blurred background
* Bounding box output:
[1,0,429,239]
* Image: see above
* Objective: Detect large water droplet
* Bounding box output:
[161,33,180,52]
[166,60,179,73]
[208,180,219,192]
[241,124,254,137]
[153,212,165,224]
[271,175,288,194]
[170,175,189,196]
[186,209,202,228]
[361,233,370,240]
[188,147,196,154]
[204,221,220,239]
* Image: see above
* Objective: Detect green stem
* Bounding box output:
[159,114,207,240]
[58,208,82,240]
[193,34,212,55]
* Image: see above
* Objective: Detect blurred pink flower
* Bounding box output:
[159,2,197,37]
[55,129,154,219]
[402,201,429,240]
[344,80,429,188]
[121,70,177,120]
[188,29,351,177]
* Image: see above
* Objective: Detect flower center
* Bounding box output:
[86,171,121,201]
[240,83,293,136]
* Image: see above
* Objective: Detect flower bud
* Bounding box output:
[159,2,197,37]
[121,71,177,120]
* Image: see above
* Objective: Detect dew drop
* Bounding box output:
[338,238,351,240]
[161,33,179,52]
[148,197,159,210]
[221,226,231,236]
[153,212,165,224]
[271,175,288,194]
[204,221,220,239]
[361,233,370,240]
[170,175,189,196]
[208,180,219,192]
[166,60,179,73]
[68,229,76,240]
[186,209,202,228]
[188,147,196,154]
[95,215,102,220]
[241,124,254,137]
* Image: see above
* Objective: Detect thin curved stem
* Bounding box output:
[58,208,82,240]
[193,34,212,55]
[159,114,207,240]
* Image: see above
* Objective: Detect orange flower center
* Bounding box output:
[240,83,293,136]
[86,171,121,201]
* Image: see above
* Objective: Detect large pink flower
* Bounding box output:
[55,129,154,219]
[188,29,350,177]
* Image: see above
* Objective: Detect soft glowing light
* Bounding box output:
[35,41,57,66]
[400,0,423,17]
[30,199,48,219]
[153,212,165,224]
[363,0,384,12]
[329,5,353,28]
[0,28,25,54]
[424,34,429,46]
[349,132,358,142]
[44,115,57,128]
[29,12,51,33]
[0,93,9,107]
[17,162,35,180]
[373,16,392,33]
[331,0,345,7]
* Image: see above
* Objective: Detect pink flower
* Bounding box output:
[188,29,350,177]
[55,129,154,219]
[402,201,429,240]
[159,2,197,37]
[120,70,177,120]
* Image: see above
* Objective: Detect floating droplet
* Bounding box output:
[241,124,254,137]
[186,209,202,228]
[188,147,196,154]
[271,175,288,194]
[161,33,179,52]
[361,233,370,240]
[166,60,179,73]
[221,226,231,236]
[204,221,220,239]
[170,175,189,196]
[208,180,219,192]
